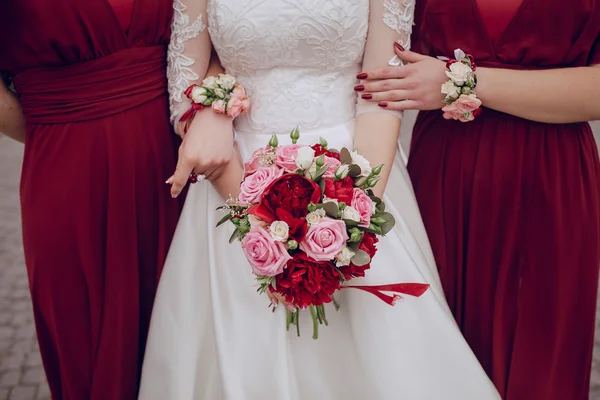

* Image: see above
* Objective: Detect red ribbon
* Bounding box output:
[179,103,204,134]
[342,283,430,306]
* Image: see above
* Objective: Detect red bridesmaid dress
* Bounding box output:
[408,0,600,398]
[0,0,179,398]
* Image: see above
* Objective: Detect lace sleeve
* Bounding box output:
[168,0,211,126]
[356,0,416,119]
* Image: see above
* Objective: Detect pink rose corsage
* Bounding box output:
[179,73,250,133]
[441,49,482,122]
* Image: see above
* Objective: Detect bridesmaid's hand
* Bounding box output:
[267,290,296,312]
[167,111,234,198]
[357,44,447,111]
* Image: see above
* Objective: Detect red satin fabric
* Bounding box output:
[410,1,600,399]
[0,1,179,399]
[108,0,135,32]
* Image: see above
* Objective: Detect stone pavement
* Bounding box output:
[1,127,600,399]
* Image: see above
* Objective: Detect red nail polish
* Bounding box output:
[356,73,368,80]
[378,102,388,108]
[361,94,373,100]
[394,42,405,52]
[354,85,365,92]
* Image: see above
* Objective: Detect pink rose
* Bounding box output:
[299,217,349,262]
[226,84,250,118]
[244,146,271,175]
[351,188,374,227]
[238,166,284,204]
[321,156,342,179]
[241,227,292,277]
[212,99,226,114]
[275,144,304,172]
[442,94,481,122]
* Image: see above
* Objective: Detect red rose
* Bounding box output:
[311,144,341,161]
[338,233,378,280]
[323,177,354,204]
[247,174,321,241]
[272,252,342,309]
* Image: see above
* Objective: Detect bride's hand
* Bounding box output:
[357,43,447,111]
[167,110,234,198]
[267,290,296,312]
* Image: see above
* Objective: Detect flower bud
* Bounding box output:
[338,202,346,210]
[334,164,350,180]
[371,164,383,176]
[290,126,300,144]
[269,134,279,148]
[354,176,368,187]
[287,240,298,251]
[231,217,241,225]
[319,137,328,148]
[315,155,325,168]
[307,203,317,213]
[349,228,363,243]
[371,217,386,226]
[367,175,380,187]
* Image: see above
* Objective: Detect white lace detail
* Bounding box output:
[208,0,368,134]
[167,0,207,124]
[383,0,416,66]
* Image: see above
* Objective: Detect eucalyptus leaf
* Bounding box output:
[319,178,326,195]
[348,164,362,178]
[342,218,360,227]
[321,202,339,217]
[340,148,353,165]
[350,249,371,266]
[379,213,396,235]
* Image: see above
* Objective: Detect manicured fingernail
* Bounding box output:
[171,191,179,199]
[356,73,368,79]
[361,94,372,100]
[271,298,279,305]
[354,85,364,92]
[165,176,174,184]
[394,42,405,52]
[287,305,296,312]
[378,102,388,108]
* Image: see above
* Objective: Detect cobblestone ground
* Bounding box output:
[2,126,600,399]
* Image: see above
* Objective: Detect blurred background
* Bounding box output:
[1,115,599,399]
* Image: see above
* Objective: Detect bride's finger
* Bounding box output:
[356,65,410,81]
[170,158,194,198]
[360,89,411,103]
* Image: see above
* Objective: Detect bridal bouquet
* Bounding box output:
[218,128,428,338]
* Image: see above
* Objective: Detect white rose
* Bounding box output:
[248,214,267,229]
[202,76,218,90]
[269,221,290,242]
[336,246,356,267]
[306,209,326,225]
[190,86,208,104]
[213,88,226,99]
[445,62,472,86]
[342,206,361,222]
[454,48,466,61]
[295,146,315,170]
[350,151,372,176]
[441,81,460,100]
[304,161,317,179]
[216,74,237,91]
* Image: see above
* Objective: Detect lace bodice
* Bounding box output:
[167,0,416,134]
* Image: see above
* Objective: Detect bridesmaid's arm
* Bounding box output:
[475,64,600,123]
[0,76,26,143]
[353,0,415,198]
[358,45,600,124]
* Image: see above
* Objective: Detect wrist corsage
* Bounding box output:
[180,74,250,133]
[441,49,482,122]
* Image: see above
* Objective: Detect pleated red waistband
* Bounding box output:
[14,46,168,124]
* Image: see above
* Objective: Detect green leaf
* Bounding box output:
[342,218,360,227]
[216,213,233,227]
[319,179,326,196]
[340,148,353,165]
[228,228,242,243]
[312,163,331,181]
[350,249,371,266]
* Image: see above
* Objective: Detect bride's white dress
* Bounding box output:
[139,0,501,399]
